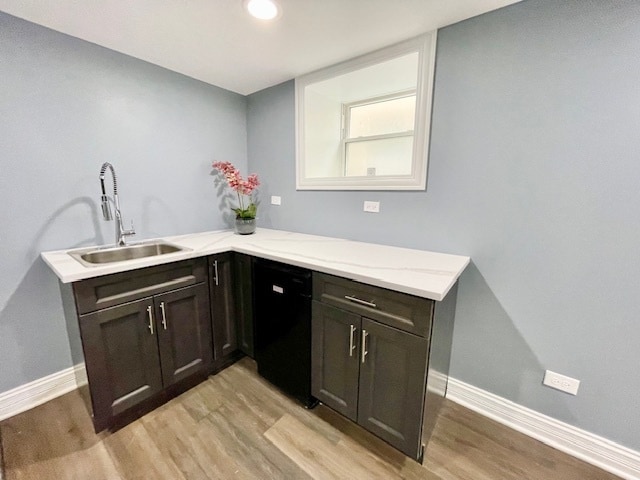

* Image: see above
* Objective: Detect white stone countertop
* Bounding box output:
[41,228,470,301]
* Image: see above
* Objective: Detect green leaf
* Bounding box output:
[232,204,257,219]
[247,203,257,218]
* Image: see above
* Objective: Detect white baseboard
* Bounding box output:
[446,377,640,480]
[0,363,86,422]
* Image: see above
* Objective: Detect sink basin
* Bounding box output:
[69,241,188,267]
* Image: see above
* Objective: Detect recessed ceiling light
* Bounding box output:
[244,0,281,20]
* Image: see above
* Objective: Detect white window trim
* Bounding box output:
[295,32,437,191]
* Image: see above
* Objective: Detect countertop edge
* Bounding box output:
[41,228,471,301]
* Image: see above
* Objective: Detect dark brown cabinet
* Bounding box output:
[233,253,254,357]
[74,259,212,432]
[80,298,163,430]
[208,252,255,366]
[69,248,455,464]
[155,284,212,386]
[312,301,428,457]
[311,272,457,462]
[209,253,237,365]
[311,301,360,420]
[357,317,428,457]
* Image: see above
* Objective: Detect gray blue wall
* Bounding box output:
[0,12,246,392]
[248,0,640,450]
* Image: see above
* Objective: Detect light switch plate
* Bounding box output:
[363,201,380,213]
[271,195,282,205]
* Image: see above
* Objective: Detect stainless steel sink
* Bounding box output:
[69,241,189,267]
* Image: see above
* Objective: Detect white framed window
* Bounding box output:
[295,32,437,191]
[342,91,416,177]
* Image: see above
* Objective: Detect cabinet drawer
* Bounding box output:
[74,258,207,314]
[313,272,433,337]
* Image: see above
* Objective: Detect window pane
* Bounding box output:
[348,95,415,138]
[345,136,414,177]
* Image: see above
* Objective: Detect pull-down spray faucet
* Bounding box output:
[99,162,135,246]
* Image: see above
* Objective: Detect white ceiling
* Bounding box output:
[0,0,521,95]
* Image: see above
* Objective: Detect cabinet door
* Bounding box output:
[156,284,213,386]
[357,317,428,459]
[234,253,254,357]
[210,253,237,363]
[79,298,162,430]
[311,301,360,421]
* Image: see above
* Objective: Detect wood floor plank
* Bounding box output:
[139,403,212,480]
[102,420,187,480]
[311,403,412,469]
[221,399,314,479]
[0,390,120,480]
[178,380,225,423]
[206,406,310,479]
[188,414,266,480]
[0,357,623,480]
[210,368,285,430]
[423,400,621,480]
[334,418,444,480]
[3,443,121,480]
[221,358,345,445]
[265,413,373,479]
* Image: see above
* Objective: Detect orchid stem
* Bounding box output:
[237,192,244,216]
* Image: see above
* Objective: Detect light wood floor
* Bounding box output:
[0,358,620,480]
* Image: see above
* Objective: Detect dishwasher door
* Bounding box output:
[254,260,315,407]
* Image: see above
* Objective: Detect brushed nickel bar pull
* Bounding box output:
[344,295,377,309]
[160,302,167,330]
[213,260,219,286]
[349,324,356,357]
[361,330,369,364]
[147,306,154,335]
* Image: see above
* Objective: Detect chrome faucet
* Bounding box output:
[99,162,135,246]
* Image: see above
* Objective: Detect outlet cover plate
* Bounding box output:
[271,195,282,206]
[543,370,580,395]
[363,201,380,213]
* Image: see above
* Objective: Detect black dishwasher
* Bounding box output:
[254,259,316,408]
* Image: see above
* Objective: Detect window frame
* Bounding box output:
[295,32,437,191]
[341,90,416,177]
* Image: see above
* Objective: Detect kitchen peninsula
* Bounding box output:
[41,228,469,461]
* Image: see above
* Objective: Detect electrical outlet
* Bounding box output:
[271,195,282,205]
[363,201,380,213]
[543,370,580,395]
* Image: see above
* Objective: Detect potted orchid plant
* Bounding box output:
[212,161,260,234]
